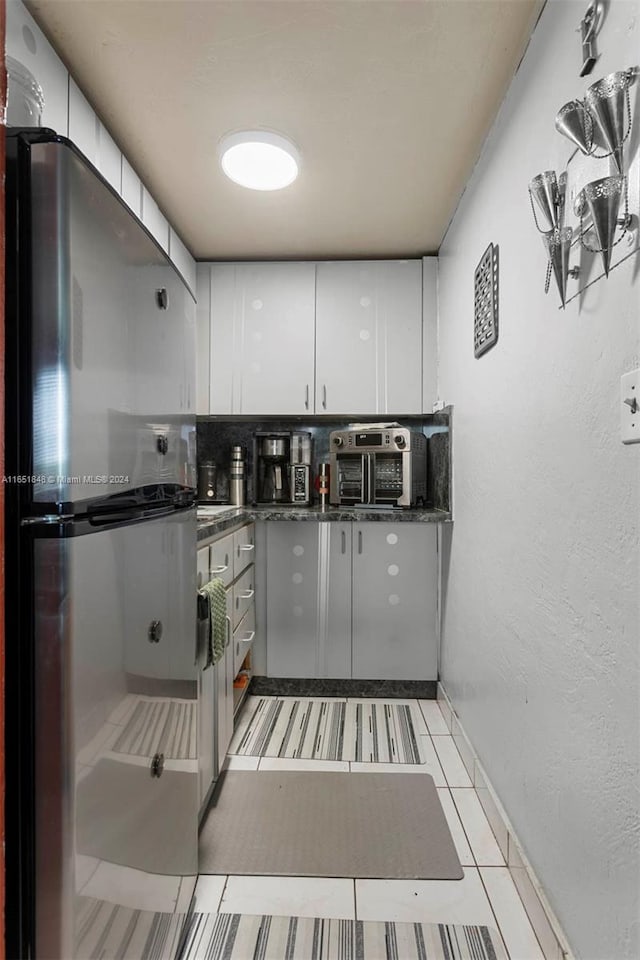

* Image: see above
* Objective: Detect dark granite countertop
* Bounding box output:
[197,504,452,542]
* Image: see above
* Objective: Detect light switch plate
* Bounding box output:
[620,369,640,443]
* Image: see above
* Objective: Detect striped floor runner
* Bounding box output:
[76,902,507,960]
[180,914,507,960]
[231,699,425,764]
[112,698,197,761]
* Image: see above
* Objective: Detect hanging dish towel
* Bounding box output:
[198,577,227,667]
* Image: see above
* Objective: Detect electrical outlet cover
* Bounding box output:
[620,368,640,443]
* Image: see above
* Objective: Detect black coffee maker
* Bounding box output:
[254,434,290,503]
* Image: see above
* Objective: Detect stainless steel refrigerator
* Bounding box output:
[5,130,198,960]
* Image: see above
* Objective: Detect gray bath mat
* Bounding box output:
[77,759,198,876]
[199,770,463,879]
[231,698,425,763]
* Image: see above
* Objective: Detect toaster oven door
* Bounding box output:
[371,453,404,504]
[335,453,367,504]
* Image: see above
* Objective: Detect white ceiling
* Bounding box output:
[27,0,543,261]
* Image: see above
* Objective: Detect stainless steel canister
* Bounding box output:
[229,445,246,505]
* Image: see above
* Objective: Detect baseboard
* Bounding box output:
[249,676,437,699]
[437,682,574,960]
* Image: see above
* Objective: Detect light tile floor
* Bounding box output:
[196,696,545,960]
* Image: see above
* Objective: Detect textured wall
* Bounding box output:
[437,2,640,958]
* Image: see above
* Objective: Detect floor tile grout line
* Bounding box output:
[478,865,547,960]
[475,866,513,960]
[450,787,506,869]
[446,784,479,869]
[451,773,507,866]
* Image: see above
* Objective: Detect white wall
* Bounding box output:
[437,2,640,958]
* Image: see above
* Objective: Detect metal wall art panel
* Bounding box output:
[474,243,499,358]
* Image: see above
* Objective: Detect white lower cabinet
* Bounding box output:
[197,523,256,810]
[266,521,437,680]
[352,523,437,680]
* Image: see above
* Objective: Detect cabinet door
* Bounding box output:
[233,564,255,630]
[234,523,256,577]
[315,261,422,414]
[210,262,315,415]
[266,523,320,678]
[352,523,437,680]
[323,523,352,678]
[210,531,234,586]
[216,592,234,768]
[234,604,256,677]
[197,547,215,804]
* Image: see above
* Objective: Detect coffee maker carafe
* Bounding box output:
[256,435,291,503]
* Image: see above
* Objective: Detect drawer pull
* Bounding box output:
[211,563,228,574]
[226,615,232,648]
[239,543,255,552]
[238,588,255,600]
[241,630,256,644]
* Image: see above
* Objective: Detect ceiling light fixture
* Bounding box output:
[218,130,300,191]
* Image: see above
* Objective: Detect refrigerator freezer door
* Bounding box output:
[26,138,196,507]
[32,509,197,960]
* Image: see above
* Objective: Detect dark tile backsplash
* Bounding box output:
[197,410,451,511]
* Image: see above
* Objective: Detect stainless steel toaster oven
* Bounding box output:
[329,426,427,508]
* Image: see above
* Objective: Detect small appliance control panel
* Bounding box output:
[290,464,310,503]
[330,427,412,451]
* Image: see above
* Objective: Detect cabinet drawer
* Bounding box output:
[232,564,255,630]
[233,604,256,676]
[210,532,234,587]
[234,523,255,577]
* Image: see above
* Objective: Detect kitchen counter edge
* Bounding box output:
[197,505,452,541]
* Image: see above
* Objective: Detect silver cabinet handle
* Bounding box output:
[225,615,232,648]
[211,563,228,574]
[322,384,327,409]
[238,588,255,599]
[305,384,309,410]
[239,543,255,552]
[341,530,346,554]
[358,530,363,554]
[241,630,256,643]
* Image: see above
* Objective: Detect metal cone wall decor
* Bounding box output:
[582,175,625,276]
[584,69,635,174]
[528,171,563,232]
[543,228,573,308]
[555,99,593,154]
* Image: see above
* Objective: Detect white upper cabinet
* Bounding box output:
[169,229,197,297]
[201,259,427,416]
[121,157,142,219]
[68,79,99,166]
[96,123,122,194]
[209,262,316,415]
[6,0,69,136]
[422,257,438,412]
[141,187,170,254]
[315,260,422,415]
